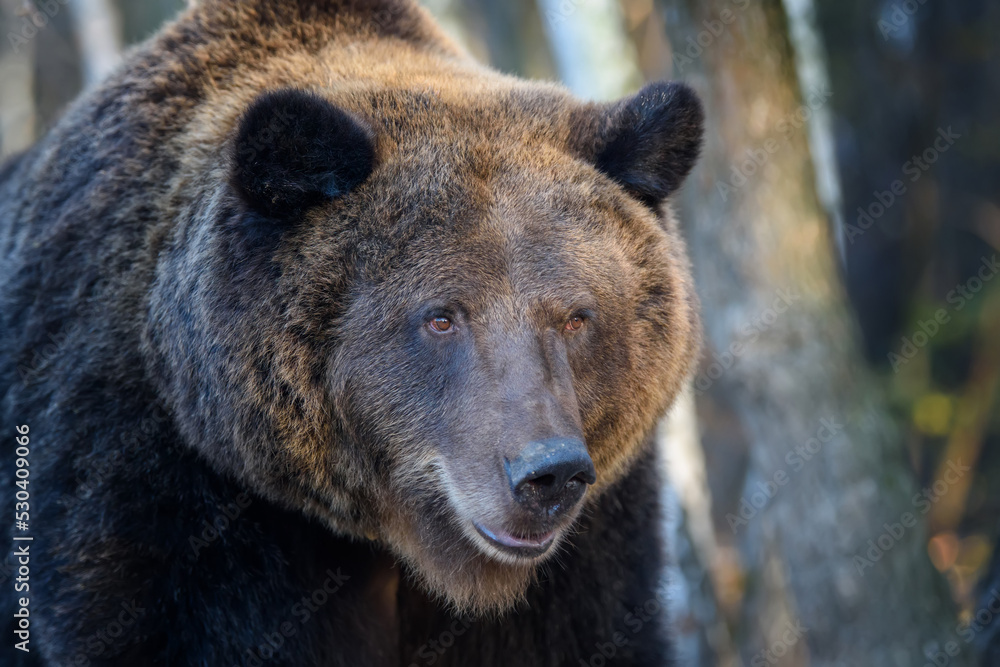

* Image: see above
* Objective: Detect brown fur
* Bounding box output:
[106,0,702,614]
[0,0,702,661]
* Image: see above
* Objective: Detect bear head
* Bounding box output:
[147,37,703,613]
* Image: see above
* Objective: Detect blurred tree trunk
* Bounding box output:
[68,0,122,86]
[0,0,37,158]
[461,0,555,79]
[535,0,642,101]
[660,389,735,667]
[657,0,970,665]
[779,0,844,262]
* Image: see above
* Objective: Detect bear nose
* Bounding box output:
[506,437,596,510]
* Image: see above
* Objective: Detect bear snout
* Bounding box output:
[465,437,595,560]
[505,436,595,514]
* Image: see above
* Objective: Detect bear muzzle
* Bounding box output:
[471,436,595,559]
[505,436,595,513]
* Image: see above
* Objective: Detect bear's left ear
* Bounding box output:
[231,89,375,219]
[584,82,704,209]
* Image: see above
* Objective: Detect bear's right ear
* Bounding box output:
[576,82,704,209]
[231,89,375,219]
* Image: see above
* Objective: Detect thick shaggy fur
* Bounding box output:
[0,1,702,664]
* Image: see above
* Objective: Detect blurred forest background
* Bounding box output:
[1,0,998,665]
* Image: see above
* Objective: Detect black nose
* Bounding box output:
[506,438,596,510]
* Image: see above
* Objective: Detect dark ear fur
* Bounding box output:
[231,89,375,218]
[593,82,704,208]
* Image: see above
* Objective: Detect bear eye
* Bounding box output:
[564,314,585,333]
[428,316,454,334]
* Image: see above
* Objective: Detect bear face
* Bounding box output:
[146,36,702,614]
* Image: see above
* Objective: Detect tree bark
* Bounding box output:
[67,0,122,86]
[657,0,969,664]
[0,0,38,157]
[535,0,643,100]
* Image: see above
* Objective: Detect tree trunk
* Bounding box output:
[68,0,122,86]
[0,0,38,157]
[535,0,642,100]
[657,0,968,664]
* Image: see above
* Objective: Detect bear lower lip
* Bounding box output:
[473,522,555,558]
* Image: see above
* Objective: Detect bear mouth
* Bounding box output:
[472,521,556,559]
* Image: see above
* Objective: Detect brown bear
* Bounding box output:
[0,0,703,664]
